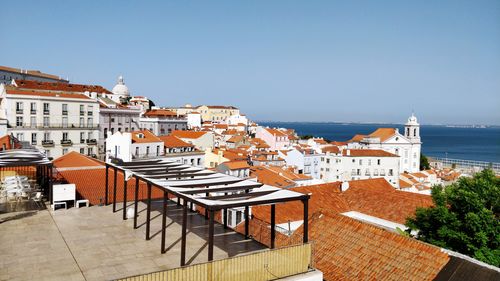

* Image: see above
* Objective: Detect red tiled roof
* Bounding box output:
[131,130,162,143]
[53,151,102,168]
[0,66,66,81]
[266,128,287,137]
[322,145,340,154]
[13,79,111,94]
[171,130,207,139]
[5,87,93,100]
[143,109,178,117]
[159,135,194,148]
[220,160,250,170]
[342,178,433,224]
[368,128,398,142]
[342,149,398,157]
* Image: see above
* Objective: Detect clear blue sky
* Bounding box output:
[1,1,499,125]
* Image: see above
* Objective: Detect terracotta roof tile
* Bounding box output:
[342,149,398,157]
[13,79,111,94]
[159,135,194,148]
[171,130,207,139]
[130,130,162,143]
[5,87,92,100]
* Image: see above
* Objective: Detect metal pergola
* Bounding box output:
[105,158,310,265]
[0,149,53,202]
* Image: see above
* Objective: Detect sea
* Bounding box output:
[258,122,500,163]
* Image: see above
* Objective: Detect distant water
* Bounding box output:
[259,122,500,163]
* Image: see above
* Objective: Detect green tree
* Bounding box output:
[406,169,500,266]
[420,153,430,170]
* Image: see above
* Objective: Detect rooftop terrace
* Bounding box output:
[0,201,267,281]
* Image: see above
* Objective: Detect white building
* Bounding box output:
[0,81,100,159]
[255,127,290,150]
[0,65,68,85]
[186,112,201,129]
[348,114,421,173]
[320,148,400,187]
[140,109,188,136]
[98,97,142,157]
[160,135,205,167]
[279,147,322,179]
[105,130,164,162]
[108,75,130,104]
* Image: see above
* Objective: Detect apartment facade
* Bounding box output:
[0,83,100,159]
[140,109,188,136]
[320,149,400,187]
[0,65,68,84]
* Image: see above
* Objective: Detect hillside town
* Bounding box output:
[0,65,498,281]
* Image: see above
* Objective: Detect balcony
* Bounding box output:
[42,140,55,147]
[87,111,93,116]
[14,123,100,130]
[61,140,73,146]
[16,110,23,114]
[30,110,36,115]
[62,110,68,116]
[43,110,50,115]
[80,111,84,116]
[86,139,97,145]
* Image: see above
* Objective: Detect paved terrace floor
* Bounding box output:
[0,201,266,281]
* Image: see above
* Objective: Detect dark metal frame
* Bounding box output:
[103,159,310,266]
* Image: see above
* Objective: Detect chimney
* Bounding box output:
[341,181,350,192]
[346,149,350,156]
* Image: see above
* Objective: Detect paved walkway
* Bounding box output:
[0,201,265,281]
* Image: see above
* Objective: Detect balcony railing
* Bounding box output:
[14,123,99,129]
[115,243,313,281]
[80,111,84,116]
[62,110,68,115]
[43,110,50,115]
[16,110,23,114]
[30,110,36,115]
[41,140,54,147]
[61,140,73,146]
[86,139,97,145]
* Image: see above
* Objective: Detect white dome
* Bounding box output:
[406,113,419,125]
[112,75,130,96]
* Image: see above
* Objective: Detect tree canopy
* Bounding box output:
[406,169,500,266]
[420,153,430,170]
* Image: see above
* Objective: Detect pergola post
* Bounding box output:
[112,167,117,212]
[223,208,228,229]
[302,198,309,243]
[133,176,139,229]
[180,199,188,266]
[48,165,53,205]
[244,205,249,239]
[208,209,215,261]
[105,165,109,205]
[122,172,128,220]
[161,190,168,253]
[146,182,152,240]
[271,204,276,249]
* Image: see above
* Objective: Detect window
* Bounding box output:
[62,148,68,155]
[15,102,23,113]
[87,105,93,116]
[351,169,356,176]
[352,159,355,163]
[80,117,84,127]
[380,169,385,176]
[87,118,93,127]
[88,132,92,140]
[357,169,361,175]
[62,132,69,141]
[43,116,49,127]
[389,169,393,176]
[16,116,23,127]
[146,146,150,155]
[62,117,68,128]
[31,133,37,145]
[156,145,160,156]
[62,104,68,115]
[326,159,330,164]
[104,128,108,138]
[135,147,139,156]
[80,105,84,115]
[30,102,36,114]
[374,169,379,176]
[359,159,362,165]
[80,132,85,143]
[43,103,50,114]
[377,159,381,165]
[368,159,371,166]
[80,148,85,154]
[30,116,36,128]
[43,132,50,141]
[197,158,201,166]
[16,133,24,141]
[87,147,93,156]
